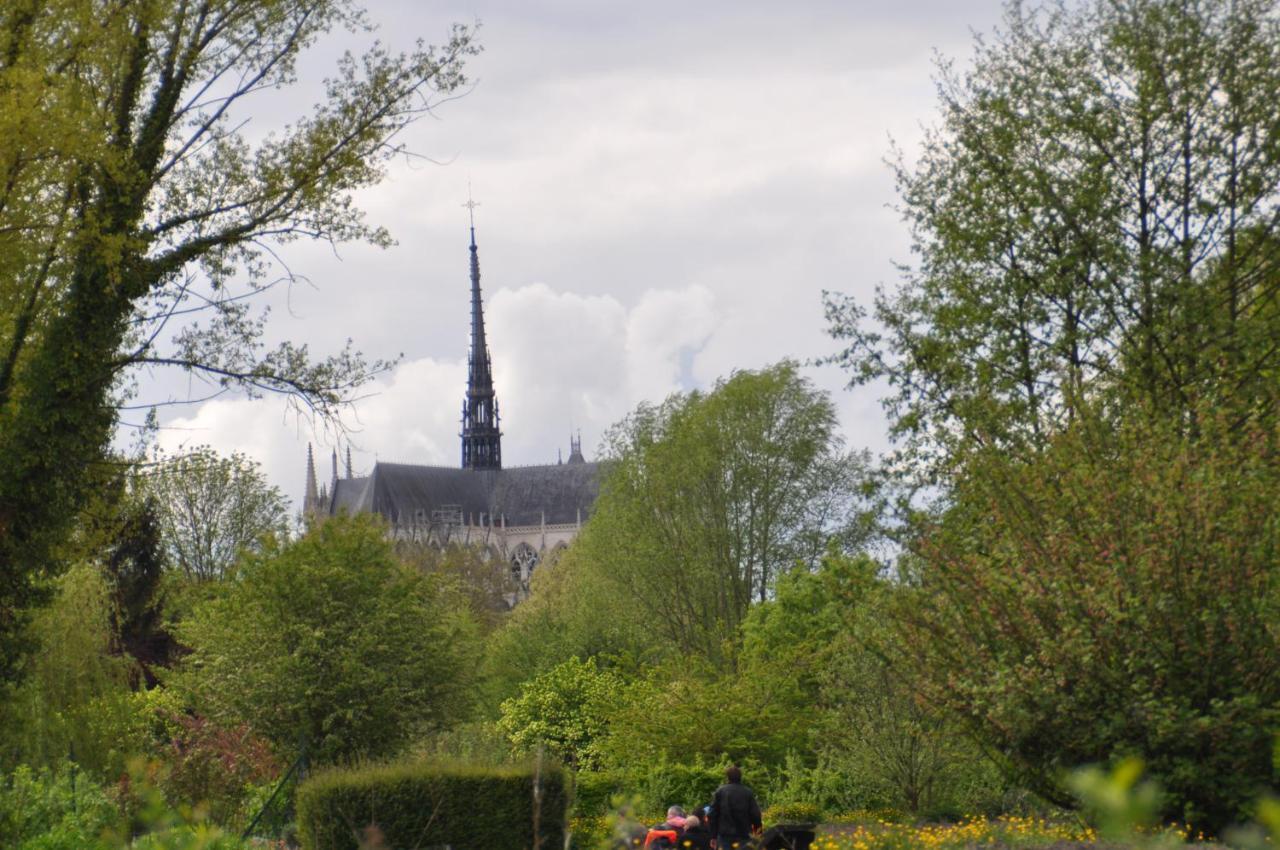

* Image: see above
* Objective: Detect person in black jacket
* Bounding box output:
[708,765,762,849]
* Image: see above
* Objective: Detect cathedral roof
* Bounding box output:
[329,460,601,527]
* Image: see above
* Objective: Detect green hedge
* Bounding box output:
[573,770,625,817]
[297,760,567,850]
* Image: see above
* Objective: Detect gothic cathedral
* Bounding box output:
[301,223,600,598]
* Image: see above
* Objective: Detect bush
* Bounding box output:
[175,515,480,766]
[297,759,568,850]
[573,771,626,817]
[896,410,1280,832]
[763,800,823,825]
[0,764,118,850]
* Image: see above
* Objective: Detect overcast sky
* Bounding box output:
[145,0,1008,508]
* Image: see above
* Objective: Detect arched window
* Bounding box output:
[510,543,539,585]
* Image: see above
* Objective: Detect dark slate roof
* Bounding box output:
[329,461,601,527]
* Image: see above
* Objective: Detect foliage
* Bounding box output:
[572,771,627,818]
[0,563,143,780]
[498,657,626,770]
[807,553,1005,818]
[895,408,1280,832]
[0,0,479,685]
[600,661,812,774]
[826,0,1280,475]
[296,759,568,850]
[153,713,279,831]
[103,494,174,687]
[0,760,259,850]
[140,447,288,583]
[0,764,118,850]
[397,541,519,633]
[1068,758,1164,843]
[174,514,480,765]
[481,540,650,707]
[547,361,873,670]
[762,800,823,825]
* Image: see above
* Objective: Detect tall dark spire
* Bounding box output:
[460,204,502,470]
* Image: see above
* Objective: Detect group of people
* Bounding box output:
[636,765,763,850]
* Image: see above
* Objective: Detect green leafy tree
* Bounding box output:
[895,408,1280,832]
[481,541,649,707]
[0,0,479,684]
[397,541,520,634]
[141,446,288,582]
[175,514,479,765]
[807,553,1002,817]
[578,361,875,668]
[497,656,625,770]
[0,563,141,779]
[826,0,1280,474]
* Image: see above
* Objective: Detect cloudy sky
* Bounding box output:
[145,0,1007,507]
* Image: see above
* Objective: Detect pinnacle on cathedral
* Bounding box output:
[460,215,502,470]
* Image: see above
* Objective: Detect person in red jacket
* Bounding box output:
[707,765,762,849]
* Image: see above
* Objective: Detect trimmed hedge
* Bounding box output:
[297,760,567,850]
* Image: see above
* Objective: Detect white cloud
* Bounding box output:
[139,0,1011,505]
[156,282,722,505]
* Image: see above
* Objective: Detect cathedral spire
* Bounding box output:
[303,443,319,514]
[460,199,502,470]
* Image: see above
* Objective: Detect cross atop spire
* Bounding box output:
[462,182,480,244]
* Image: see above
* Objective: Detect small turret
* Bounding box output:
[567,430,585,464]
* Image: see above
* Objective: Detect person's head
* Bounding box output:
[726,764,742,784]
[667,805,686,820]
[684,815,701,830]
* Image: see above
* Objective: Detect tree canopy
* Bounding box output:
[826,0,1280,475]
[823,0,1280,831]
[141,446,288,582]
[0,0,478,684]
[175,514,480,765]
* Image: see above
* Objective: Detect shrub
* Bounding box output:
[896,410,1280,832]
[157,713,279,829]
[763,801,823,825]
[297,759,567,850]
[0,764,118,850]
[633,759,726,815]
[175,515,480,766]
[573,770,626,817]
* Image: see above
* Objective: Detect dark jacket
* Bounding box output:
[708,781,762,842]
[682,822,714,850]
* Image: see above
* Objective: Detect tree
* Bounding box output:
[174,514,479,764]
[397,541,520,634]
[0,563,141,779]
[496,656,625,771]
[807,553,1001,817]
[0,0,479,684]
[579,361,875,667]
[894,407,1280,832]
[142,446,288,582]
[825,0,1280,475]
[102,493,175,687]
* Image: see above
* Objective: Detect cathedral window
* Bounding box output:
[511,543,539,584]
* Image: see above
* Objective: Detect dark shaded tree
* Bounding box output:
[103,494,175,687]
